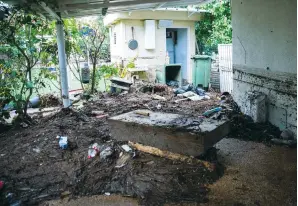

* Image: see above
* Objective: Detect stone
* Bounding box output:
[280,129,295,140]
[108,110,230,156]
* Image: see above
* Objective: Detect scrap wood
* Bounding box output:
[152,94,166,101]
[135,110,150,116]
[174,98,189,103]
[128,141,215,171]
[91,110,104,115]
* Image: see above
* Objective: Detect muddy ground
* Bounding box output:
[0,90,295,205]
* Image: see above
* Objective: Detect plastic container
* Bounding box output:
[81,62,90,84]
[192,55,212,89]
[57,136,68,149]
[88,143,100,159]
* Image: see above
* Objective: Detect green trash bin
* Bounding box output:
[192,55,212,90]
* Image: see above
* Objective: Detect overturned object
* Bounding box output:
[108,110,230,156]
[110,77,133,92]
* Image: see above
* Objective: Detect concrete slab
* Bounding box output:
[108,110,230,156]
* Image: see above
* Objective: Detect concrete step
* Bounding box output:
[108,110,230,156]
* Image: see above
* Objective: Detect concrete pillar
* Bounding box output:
[56,20,70,107]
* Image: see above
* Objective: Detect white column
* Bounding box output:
[56,20,70,107]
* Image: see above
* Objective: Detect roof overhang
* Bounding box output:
[2,0,211,19]
[104,9,206,26]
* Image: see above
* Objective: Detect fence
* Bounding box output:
[210,54,220,91]
[218,44,233,93]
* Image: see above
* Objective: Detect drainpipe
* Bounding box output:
[56,20,70,107]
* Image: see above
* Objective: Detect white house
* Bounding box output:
[104,9,203,84]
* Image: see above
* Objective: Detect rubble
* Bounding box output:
[0,83,289,205]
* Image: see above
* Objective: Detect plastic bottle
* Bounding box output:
[88,143,100,159]
[56,136,68,149]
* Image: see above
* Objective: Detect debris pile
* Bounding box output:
[0,84,293,205]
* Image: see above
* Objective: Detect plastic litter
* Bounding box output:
[6,193,21,206]
[100,147,113,159]
[104,192,111,196]
[173,88,186,94]
[121,144,132,152]
[32,147,41,153]
[115,153,131,168]
[156,104,162,110]
[0,180,4,190]
[167,80,179,87]
[88,143,100,159]
[203,107,222,117]
[181,84,193,92]
[56,136,68,149]
[195,88,206,96]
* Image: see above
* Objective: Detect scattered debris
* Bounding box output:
[188,95,210,101]
[156,104,162,110]
[115,152,131,168]
[88,143,100,159]
[129,141,215,171]
[271,138,296,147]
[203,107,222,117]
[95,114,109,119]
[195,88,206,96]
[100,146,113,160]
[32,147,41,153]
[20,122,28,128]
[91,110,104,116]
[57,136,68,149]
[110,77,133,92]
[60,191,71,198]
[167,80,179,87]
[280,129,294,140]
[135,110,150,116]
[181,91,197,98]
[121,144,132,152]
[152,94,166,101]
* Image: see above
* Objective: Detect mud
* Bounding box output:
[0,92,222,206]
[0,90,293,205]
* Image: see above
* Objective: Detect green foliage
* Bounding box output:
[195,0,232,54]
[0,7,56,118]
[65,16,110,93]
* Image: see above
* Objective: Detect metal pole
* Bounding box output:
[56,20,70,107]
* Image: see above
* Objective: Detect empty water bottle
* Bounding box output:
[88,143,100,159]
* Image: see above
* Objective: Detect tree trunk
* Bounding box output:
[91,60,97,94]
[23,68,33,117]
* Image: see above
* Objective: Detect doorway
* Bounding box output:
[166,28,188,83]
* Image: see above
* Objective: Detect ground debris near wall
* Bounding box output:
[0,88,292,205]
[0,91,224,206]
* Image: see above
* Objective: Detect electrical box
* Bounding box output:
[144,20,155,49]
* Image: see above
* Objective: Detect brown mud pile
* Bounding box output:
[0,92,223,206]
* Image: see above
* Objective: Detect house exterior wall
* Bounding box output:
[232,0,297,136]
[109,18,196,82]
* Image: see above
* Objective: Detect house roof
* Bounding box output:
[104,9,205,26]
[2,0,210,19]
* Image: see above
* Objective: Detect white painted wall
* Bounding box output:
[232,0,297,136]
[232,0,297,73]
[108,17,196,82]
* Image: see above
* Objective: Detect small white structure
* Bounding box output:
[104,9,203,83]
